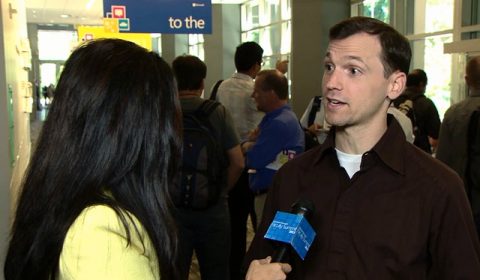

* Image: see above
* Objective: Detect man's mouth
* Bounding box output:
[327,98,346,106]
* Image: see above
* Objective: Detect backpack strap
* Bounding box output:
[195,99,228,171]
[209,80,224,100]
[196,99,221,118]
[307,96,322,127]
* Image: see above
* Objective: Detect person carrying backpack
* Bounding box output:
[171,55,244,280]
[299,95,326,149]
[393,69,440,154]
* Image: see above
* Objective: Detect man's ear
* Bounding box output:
[200,79,205,91]
[387,71,406,100]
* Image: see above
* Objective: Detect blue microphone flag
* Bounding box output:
[264,211,316,260]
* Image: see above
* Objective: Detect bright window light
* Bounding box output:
[38,30,77,61]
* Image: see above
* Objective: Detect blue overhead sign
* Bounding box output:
[103,0,212,34]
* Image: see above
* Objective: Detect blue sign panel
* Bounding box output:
[103,0,212,34]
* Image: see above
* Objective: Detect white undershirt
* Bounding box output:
[335,148,362,178]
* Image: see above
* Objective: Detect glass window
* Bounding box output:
[263,0,281,23]
[362,0,390,23]
[280,21,291,54]
[241,0,291,70]
[38,30,77,61]
[410,34,453,118]
[425,0,453,32]
[462,0,480,27]
[152,34,162,55]
[242,30,260,43]
[462,31,480,40]
[188,34,204,61]
[352,0,455,119]
[280,0,291,20]
[405,0,453,34]
[40,63,57,88]
[242,0,260,31]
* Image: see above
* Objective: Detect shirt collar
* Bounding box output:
[371,115,406,175]
[313,115,406,175]
[264,104,290,119]
[232,72,254,82]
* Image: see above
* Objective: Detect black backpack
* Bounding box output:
[303,96,322,151]
[393,94,423,138]
[171,100,227,209]
[467,108,480,236]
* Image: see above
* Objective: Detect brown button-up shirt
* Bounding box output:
[245,116,480,279]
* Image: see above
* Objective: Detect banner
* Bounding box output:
[103,0,212,34]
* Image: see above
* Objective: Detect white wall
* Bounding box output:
[0,0,31,273]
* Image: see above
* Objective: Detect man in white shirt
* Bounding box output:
[217,42,265,141]
[215,41,265,280]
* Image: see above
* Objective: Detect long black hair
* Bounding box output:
[4,38,181,279]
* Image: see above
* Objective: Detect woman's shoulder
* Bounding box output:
[59,205,159,279]
[68,205,126,235]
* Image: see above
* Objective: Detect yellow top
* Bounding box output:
[58,205,159,279]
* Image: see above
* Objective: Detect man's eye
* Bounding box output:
[325,64,334,72]
[349,68,361,75]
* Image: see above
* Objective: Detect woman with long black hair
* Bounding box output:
[4,38,181,280]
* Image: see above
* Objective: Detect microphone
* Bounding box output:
[264,198,316,262]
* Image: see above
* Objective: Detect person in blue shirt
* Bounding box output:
[241,69,304,226]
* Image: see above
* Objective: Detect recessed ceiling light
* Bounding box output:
[60,14,71,18]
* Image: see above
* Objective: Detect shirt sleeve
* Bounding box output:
[58,205,159,280]
[246,120,289,169]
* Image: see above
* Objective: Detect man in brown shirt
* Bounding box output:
[244,16,480,279]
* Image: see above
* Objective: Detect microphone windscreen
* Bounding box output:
[264,198,316,260]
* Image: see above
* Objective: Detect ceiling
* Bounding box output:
[25,0,246,26]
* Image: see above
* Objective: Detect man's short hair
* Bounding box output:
[172,55,206,91]
[235,41,264,72]
[329,16,411,78]
[406,69,428,87]
[257,70,288,100]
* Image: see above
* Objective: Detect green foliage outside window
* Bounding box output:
[362,0,390,23]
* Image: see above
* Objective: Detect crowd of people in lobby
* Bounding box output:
[4,16,480,280]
